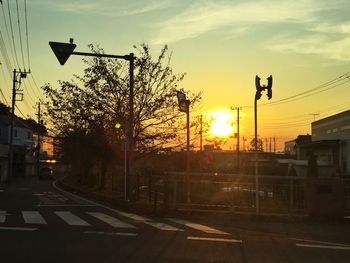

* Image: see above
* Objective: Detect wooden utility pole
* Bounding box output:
[8,69,26,180]
[232,107,242,171]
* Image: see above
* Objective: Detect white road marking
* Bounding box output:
[166,218,229,235]
[55,211,90,226]
[33,193,45,196]
[53,180,181,231]
[187,236,242,243]
[293,238,350,247]
[84,231,137,236]
[296,243,350,250]
[22,211,47,224]
[0,226,37,231]
[144,221,183,231]
[0,210,9,223]
[87,212,136,229]
[37,204,96,207]
[117,211,183,231]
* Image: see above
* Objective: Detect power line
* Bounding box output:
[243,72,350,108]
[6,0,21,69]
[0,63,10,105]
[24,0,30,70]
[261,79,350,107]
[29,74,44,100]
[1,2,16,67]
[15,0,26,70]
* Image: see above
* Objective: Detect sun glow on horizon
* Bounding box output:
[208,110,235,137]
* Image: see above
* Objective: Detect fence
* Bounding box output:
[139,172,350,215]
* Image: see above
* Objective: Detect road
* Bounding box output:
[1,176,350,263]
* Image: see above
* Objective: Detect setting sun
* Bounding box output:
[208,110,235,137]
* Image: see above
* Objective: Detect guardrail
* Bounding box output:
[138,172,350,215]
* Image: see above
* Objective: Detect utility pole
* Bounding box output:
[265,138,268,152]
[274,136,276,153]
[8,69,27,180]
[199,115,203,151]
[231,107,242,172]
[309,113,319,121]
[269,137,272,152]
[36,102,41,174]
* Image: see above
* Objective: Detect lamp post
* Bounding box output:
[176,91,191,209]
[254,75,273,215]
[49,38,135,201]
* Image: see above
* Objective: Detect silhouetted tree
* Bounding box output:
[248,138,264,152]
[42,43,201,187]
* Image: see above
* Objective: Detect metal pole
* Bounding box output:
[254,97,259,215]
[8,69,16,181]
[37,102,41,175]
[126,53,135,202]
[237,107,240,172]
[199,115,203,152]
[186,102,191,209]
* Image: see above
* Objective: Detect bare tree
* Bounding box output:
[42,43,201,186]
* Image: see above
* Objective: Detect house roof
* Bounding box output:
[0,115,33,130]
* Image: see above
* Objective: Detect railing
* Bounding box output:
[138,172,350,215]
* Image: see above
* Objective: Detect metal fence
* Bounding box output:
[139,172,350,215]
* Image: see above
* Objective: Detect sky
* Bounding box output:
[1,0,350,151]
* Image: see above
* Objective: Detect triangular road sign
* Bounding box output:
[49,41,76,65]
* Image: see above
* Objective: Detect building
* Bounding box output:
[284,135,312,155]
[0,116,35,180]
[0,116,34,148]
[308,109,350,175]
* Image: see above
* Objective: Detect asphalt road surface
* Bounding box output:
[1,176,350,263]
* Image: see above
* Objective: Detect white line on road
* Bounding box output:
[0,226,37,231]
[144,221,183,231]
[32,193,45,196]
[117,211,183,231]
[37,204,96,207]
[296,243,350,250]
[53,180,181,231]
[87,212,136,229]
[187,236,242,243]
[22,211,47,224]
[292,238,350,247]
[166,218,230,235]
[84,231,137,236]
[55,211,90,226]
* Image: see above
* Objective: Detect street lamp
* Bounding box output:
[254,75,273,214]
[176,91,191,209]
[49,38,135,202]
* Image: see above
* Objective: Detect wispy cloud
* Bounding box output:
[44,0,171,17]
[151,0,320,45]
[266,34,350,61]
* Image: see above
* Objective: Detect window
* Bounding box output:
[27,131,31,139]
[14,129,18,137]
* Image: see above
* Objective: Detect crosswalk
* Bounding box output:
[0,210,229,235]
